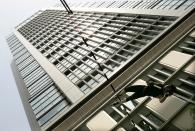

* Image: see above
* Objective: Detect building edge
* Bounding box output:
[11,60,41,131]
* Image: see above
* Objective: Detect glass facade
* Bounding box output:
[74,25,195,131]
[66,0,195,10]
[7,34,71,127]
[6,0,195,130]
[17,10,177,94]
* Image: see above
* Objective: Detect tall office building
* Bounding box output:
[7,0,195,131]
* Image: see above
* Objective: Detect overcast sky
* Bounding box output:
[0,0,68,130]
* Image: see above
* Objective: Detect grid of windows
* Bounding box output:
[66,0,195,10]
[18,10,177,94]
[142,30,195,102]
[106,27,195,131]
[7,34,71,127]
[6,1,195,130]
[74,26,195,131]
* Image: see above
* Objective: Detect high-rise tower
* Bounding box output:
[7,0,195,131]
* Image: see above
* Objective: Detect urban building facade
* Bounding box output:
[7,0,195,131]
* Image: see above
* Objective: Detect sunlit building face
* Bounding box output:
[7,0,195,131]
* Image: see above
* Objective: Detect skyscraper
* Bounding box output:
[7,0,195,131]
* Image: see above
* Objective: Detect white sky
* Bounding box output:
[0,0,77,130]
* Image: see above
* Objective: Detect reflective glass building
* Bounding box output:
[7,0,195,131]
